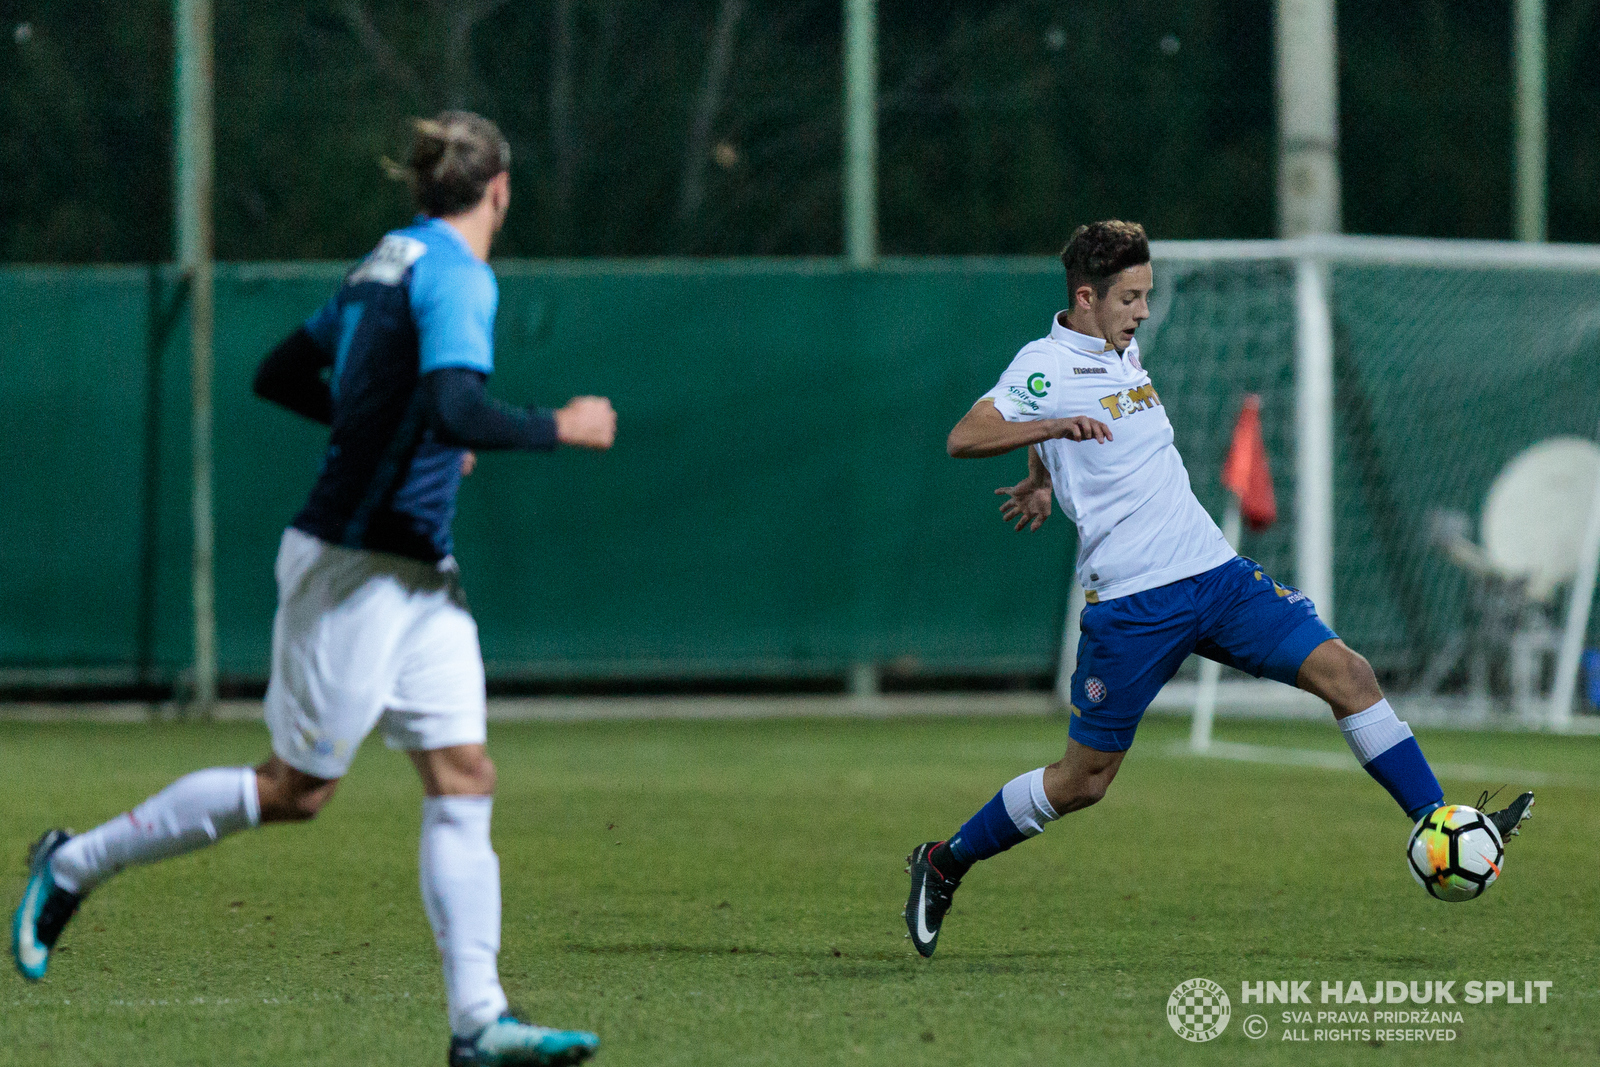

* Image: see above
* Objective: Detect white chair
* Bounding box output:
[1423,437,1600,719]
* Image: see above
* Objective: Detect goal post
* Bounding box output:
[1056,235,1600,732]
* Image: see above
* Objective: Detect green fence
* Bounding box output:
[0,259,1088,683]
[3,257,1598,686]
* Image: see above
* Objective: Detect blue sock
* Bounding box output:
[948,790,1025,865]
[946,768,1059,866]
[1367,738,1445,820]
[1338,700,1444,820]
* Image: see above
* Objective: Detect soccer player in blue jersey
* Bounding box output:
[903,220,1535,958]
[13,113,611,1065]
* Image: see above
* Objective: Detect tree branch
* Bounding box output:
[341,1,429,105]
[677,0,745,234]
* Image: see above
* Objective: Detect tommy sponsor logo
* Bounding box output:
[1072,366,1107,375]
[1083,676,1108,703]
[1099,383,1162,420]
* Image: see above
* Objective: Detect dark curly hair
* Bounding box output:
[1060,220,1150,301]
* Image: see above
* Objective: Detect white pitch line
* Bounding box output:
[1164,740,1580,788]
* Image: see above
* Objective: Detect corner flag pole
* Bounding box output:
[176,0,217,717]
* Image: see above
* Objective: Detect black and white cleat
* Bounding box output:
[1479,789,1535,841]
[903,841,961,959]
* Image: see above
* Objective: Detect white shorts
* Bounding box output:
[263,527,487,779]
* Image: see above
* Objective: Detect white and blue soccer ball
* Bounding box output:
[1406,804,1503,902]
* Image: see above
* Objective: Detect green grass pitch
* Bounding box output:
[3,712,1597,1066]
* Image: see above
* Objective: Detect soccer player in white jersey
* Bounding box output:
[903,220,1534,958]
[13,113,611,1065]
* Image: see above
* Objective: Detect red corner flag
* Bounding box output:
[1221,394,1277,531]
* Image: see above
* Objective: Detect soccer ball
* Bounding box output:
[1406,804,1504,901]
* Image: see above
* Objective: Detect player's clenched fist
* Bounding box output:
[555,396,617,450]
[1049,415,1112,443]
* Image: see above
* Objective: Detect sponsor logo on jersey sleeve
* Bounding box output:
[1001,385,1041,413]
[1026,372,1052,397]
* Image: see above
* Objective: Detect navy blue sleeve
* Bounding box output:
[423,368,559,452]
[253,327,334,425]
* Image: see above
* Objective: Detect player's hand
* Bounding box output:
[555,396,617,451]
[1048,416,1112,443]
[996,480,1053,532]
[460,451,477,476]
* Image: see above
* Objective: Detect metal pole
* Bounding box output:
[176,0,216,716]
[1054,578,1088,706]
[843,0,877,266]
[1294,257,1335,625]
[1513,0,1548,242]
[1274,0,1342,237]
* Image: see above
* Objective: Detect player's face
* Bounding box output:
[1088,263,1152,352]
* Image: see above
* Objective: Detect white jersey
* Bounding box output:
[981,313,1233,602]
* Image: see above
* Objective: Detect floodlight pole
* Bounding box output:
[176,0,217,717]
[1513,0,1547,242]
[1276,0,1340,624]
[843,0,877,267]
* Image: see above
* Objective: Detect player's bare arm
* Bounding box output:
[946,399,1111,458]
[996,446,1053,532]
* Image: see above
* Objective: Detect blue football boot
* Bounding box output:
[12,829,84,981]
[448,1014,599,1066]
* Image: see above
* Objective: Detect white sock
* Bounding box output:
[1337,699,1412,765]
[49,767,260,894]
[1001,767,1060,837]
[420,796,509,1037]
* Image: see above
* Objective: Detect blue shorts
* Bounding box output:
[1067,556,1337,752]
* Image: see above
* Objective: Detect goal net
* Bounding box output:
[1075,237,1600,729]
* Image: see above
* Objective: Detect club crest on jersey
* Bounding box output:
[1084,676,1108,703]
[1098,383,1162,420]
